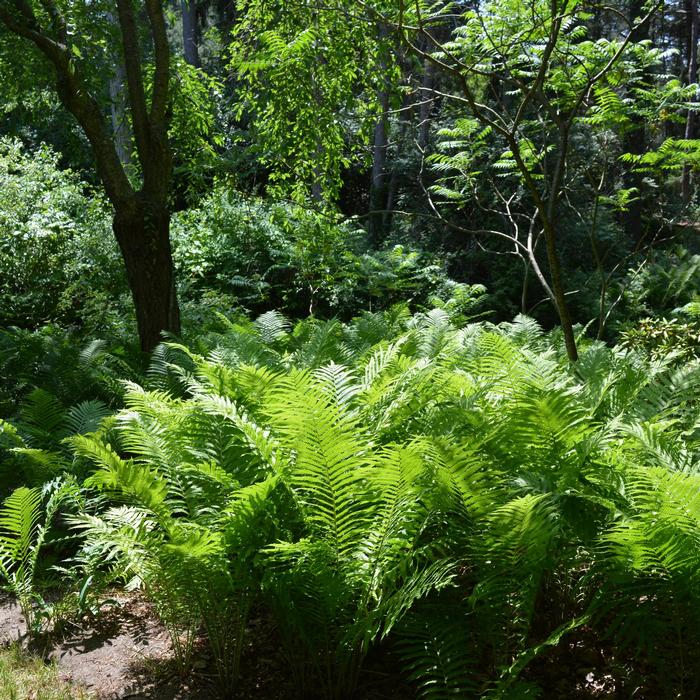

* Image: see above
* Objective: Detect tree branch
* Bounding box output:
[144,0,170,124]
[116,0,151,175]
[0,0,133,206]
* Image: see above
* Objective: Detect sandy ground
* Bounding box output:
[0,592,213,699]
[0,593,25,645]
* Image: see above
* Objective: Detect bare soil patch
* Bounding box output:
[1,592,215,699]
[0,592,25,645]
[0,591,412,699]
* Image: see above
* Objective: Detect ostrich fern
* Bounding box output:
[0,479,77,636]
[7,308,700,697]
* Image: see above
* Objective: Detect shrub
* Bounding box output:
[171,188,485,321]
[620,316,700,361]
[0,139,126,333]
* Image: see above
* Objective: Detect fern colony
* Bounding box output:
[0,308,698,697]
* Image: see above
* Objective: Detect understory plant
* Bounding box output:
[4,307,700,697]
[0,479,77,637]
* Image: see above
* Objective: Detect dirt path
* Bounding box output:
[0,592,25,645]
[0,592,216,699]
[0,591,410,700]
[50,594,182,699]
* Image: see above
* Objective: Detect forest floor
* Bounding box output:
[0,590,629,699]
[0,590,295,699]
[0,591,411,699]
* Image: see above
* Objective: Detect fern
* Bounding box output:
[75,435,170,518]
[264,369,375,560]
[14,307,700,697]
[396,605,484,699]
[65,400,112,436]
[254,309,291,345]
[0,480,75,635]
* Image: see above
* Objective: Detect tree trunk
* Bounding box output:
[214,0,236,31]
[0,0,180,353]
[682,0,699,202]
[622,0,651,241]
[384,92,413,232]
[108,60,132,168]
[113,197,181,351]
[542,221,578,361]
[526,126,579,362]
[368,24,391,244]
[181,0,201,68]
[369,89,390,245]
[418,57,435,150]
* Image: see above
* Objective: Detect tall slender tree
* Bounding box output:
[0,0,180,351]
[368,23,393,243]
[181,0,201,67]
[682,0,699,201]
[363,0,663,361]
[622,0,652,241]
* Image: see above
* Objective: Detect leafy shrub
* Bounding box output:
[0,325,140,415]
[0,139,127,333]
[0,325,139,496]
[618,246,700,323]
[620,316,700,361]
[171,188,485,321]
[0,141,485,340]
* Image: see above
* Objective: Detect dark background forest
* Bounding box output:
[3,0,700,352]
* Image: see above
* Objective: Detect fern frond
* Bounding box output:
[264,370,376,559]
[254,310,291,345]
[396,606,483,699]
[314,363,360,410]
[74,435,170,518]
[65,399,112,435]
[0,487,42,575]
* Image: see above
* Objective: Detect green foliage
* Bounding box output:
[3,3,700,694]
[620,246,700,320]
[0,324,137,413]
[621,136,700,176]
[394,0,694,343]
[0,142,484,340]
[229,0,392,201]
[0,479,77,636]
[0,139,123,330]
[421,0,675,193]
[620,316,700,361]
[145,57,224,202]
[172,188,481,321]
[0,306,687,696]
